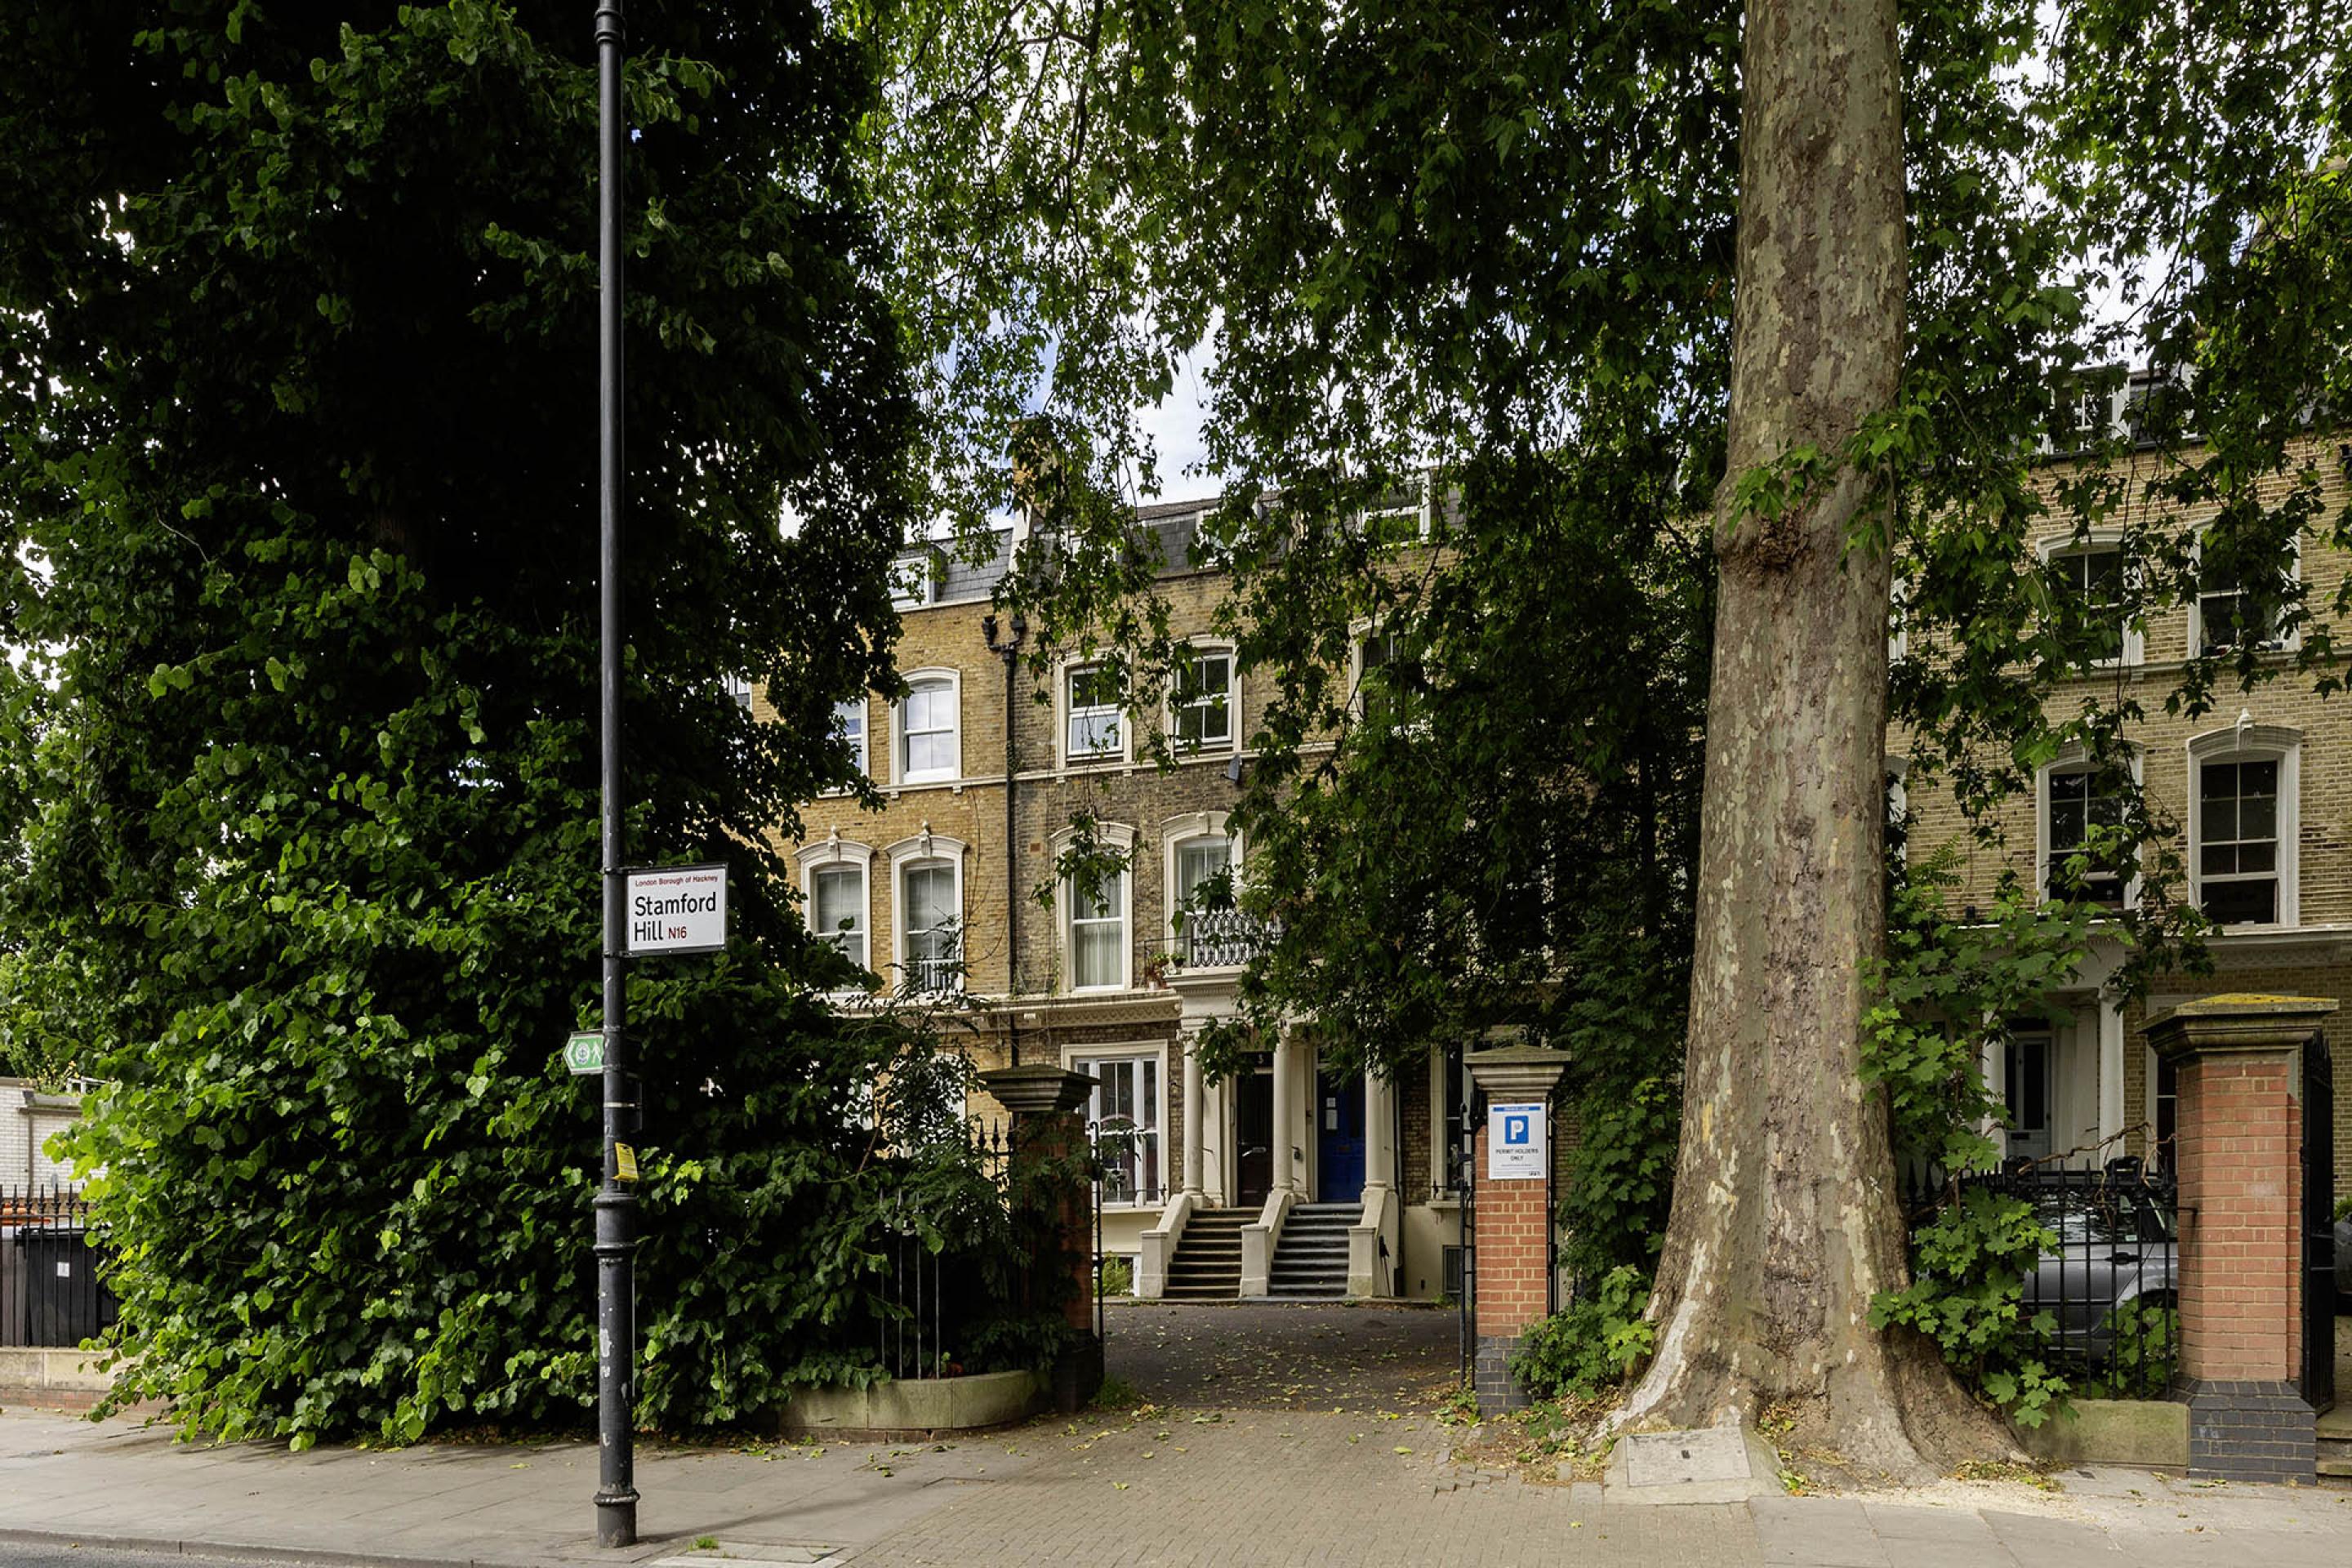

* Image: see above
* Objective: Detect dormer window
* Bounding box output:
[891,546,947,609]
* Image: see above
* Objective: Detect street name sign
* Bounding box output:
[564,1031,605,1076]
[624,863,728,956]
[1486,1101,1548,1181]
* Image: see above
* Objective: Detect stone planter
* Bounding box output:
[768,1369,1048,1441]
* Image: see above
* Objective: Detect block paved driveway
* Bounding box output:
[1101,1298,1464,1411]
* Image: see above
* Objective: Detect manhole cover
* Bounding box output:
[1620,1428,1753,1488]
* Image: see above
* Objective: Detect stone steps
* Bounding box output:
[2319,1412,2350,1478]
[1163,1208,1251,1300]
[1269,1202,1358,1299]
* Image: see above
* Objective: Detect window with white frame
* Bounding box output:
[1076,1053,1161,1205]
[2188,726,2298,928]
[1173,834,1236,920]
[2194,537,2295,657]
[1171,648,1236,751]
[1356,626,1427,730]
[1353,475,1432,548]
[891,546,944,609]
[2046,543,2133,666]
[1067,864,1128,990]
[833,697,867,778]
[1432,1036,1470,1200]
[900,859,960,990]
[2197,758,2279,924]
[2043,763,2129,908]
[898,676,959,783]
[800,837,874,982]
[810,862,867,969]
[1066,663,1123,760]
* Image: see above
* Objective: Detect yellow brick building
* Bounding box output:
[776,501,1478,1301]
[780,421,2352,1303]
[1899,426,2352,1189]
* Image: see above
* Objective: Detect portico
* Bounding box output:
[1143,993,1404,1298]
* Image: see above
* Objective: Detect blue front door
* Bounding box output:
[1316,1067,1365,1203]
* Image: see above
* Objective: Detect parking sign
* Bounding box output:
[1486,1102,1547,1180]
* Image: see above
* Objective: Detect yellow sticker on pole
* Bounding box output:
[613,1143,639,1183]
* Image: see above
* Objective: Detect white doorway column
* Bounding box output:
[1363,1069,1393,1194]
[1182,1031,1206,1200]
[1271,1030,1298,1195]
[1982,1031,2009,1160]
[2096,999,2125,1153]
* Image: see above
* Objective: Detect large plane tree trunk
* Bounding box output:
[1617,0,2005,1474]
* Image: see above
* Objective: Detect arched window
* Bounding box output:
[2188,723,2299,927]
[1051,820,1134,991]
[2037,747,2140,910]
[887,831,968,991]
[895,671,960,785]
[797,835,873,980]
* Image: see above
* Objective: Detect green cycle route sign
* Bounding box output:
[563,1031,605,1076]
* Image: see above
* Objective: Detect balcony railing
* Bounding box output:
[1179,906,1280,969]
[905,952,961,993]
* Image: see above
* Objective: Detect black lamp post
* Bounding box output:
[592,0,639,1548]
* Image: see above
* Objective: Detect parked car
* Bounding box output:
[2015,1172,2177,1366]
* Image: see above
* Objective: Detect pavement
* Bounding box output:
[0,1303,2344,1567]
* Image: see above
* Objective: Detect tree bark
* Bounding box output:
[1618,0,2005,1474]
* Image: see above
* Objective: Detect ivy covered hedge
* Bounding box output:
[0,2,944,1444]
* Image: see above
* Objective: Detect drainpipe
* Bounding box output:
[984,611,1027,1065]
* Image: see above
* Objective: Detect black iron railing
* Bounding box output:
[904,955,961,994]
[875,1120,1007,1381]
[1,1185,116,1348]
[1903,1160,2179,1396]
[1180,907,1280,969]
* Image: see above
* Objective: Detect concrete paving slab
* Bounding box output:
[1860,1502,2006,1542]
[1980,1508,2123,1560]
[2050,1465,2171,1498]
[1748,1494,1888,1567]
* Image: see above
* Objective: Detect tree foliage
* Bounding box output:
[0,1,931,1443]
[865,0,2351,1418]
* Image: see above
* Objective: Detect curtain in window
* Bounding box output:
[1174,837,1232,912]
[904,862,957,985]
[1070,871,1125,987]
[813,865,866,968]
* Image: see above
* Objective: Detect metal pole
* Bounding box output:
[1002,639,1020,1066]
[592,0,639,1548]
